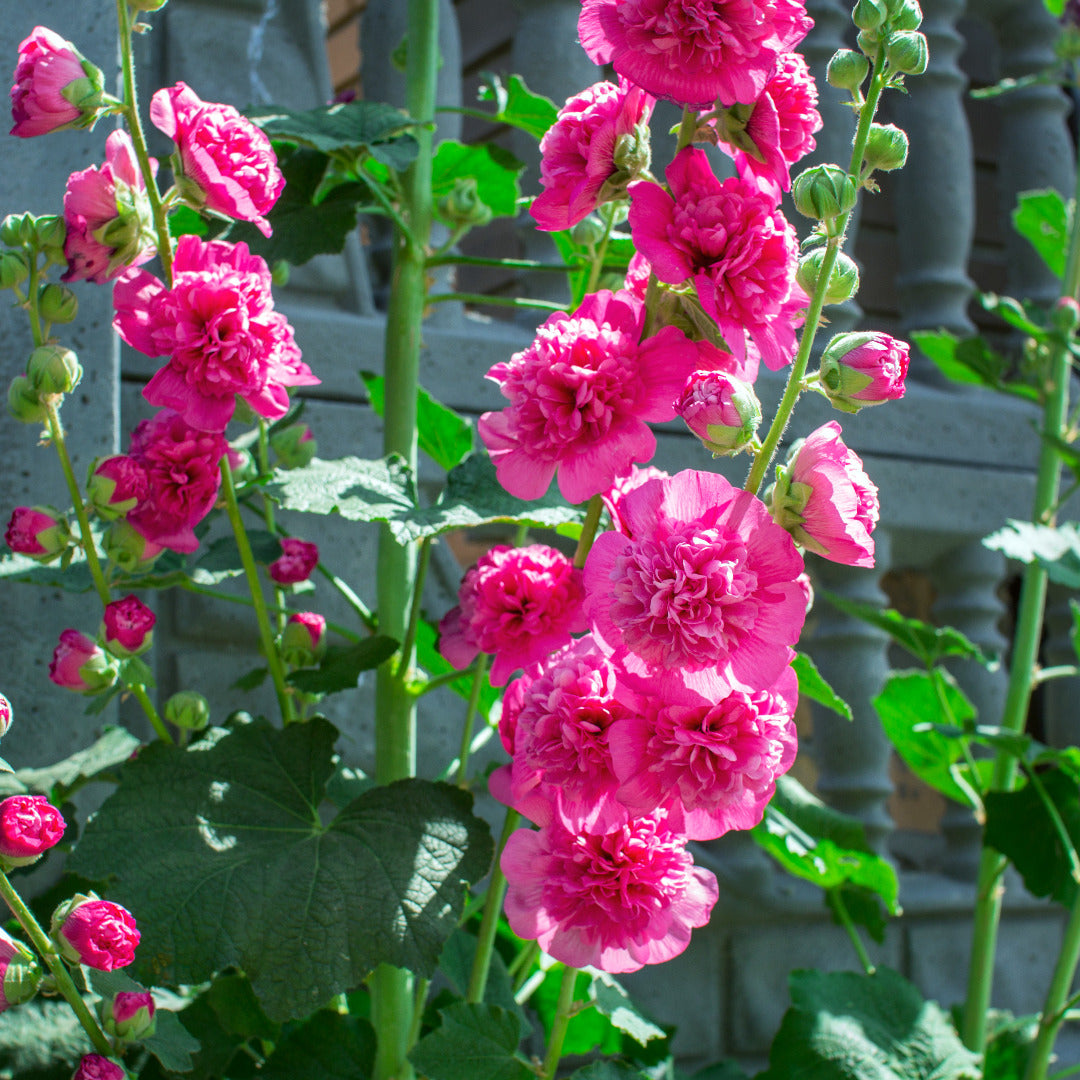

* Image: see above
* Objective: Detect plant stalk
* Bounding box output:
[455,653,489,788]
[466,808,520,1004]
[129,681,172,745]
[1025,897,1080,1080]
[542,965,580,1080]
[573,494,605,569]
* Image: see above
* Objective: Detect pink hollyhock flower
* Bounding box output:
[713,52,822,195]
[87,455,150,521]
[63,130,156,283]
[771,420,879,567]
[438,544,587,687]
[478,289,711,503]
[113,235,318,432]
[101,595,155,657]
[0,927,41,1012]
[501,803,718,972]
[10,27,106,138]
[602,465,670,537]
[124,410,228,554]
[55,898,139,971]
[280,611,327,666]
[818,331,909,412]
[584,469,806,697]
[674,369,761,455]
[102,989,156,1041]
[498,671,532,755]
[629,148,807,371]
[269,538,319,585]
[579,0,812,109]
[72,1056,126,1080]
[624,251,651,298]
[48,630,117,695]
[0,795,65,867]
[609,665,798,839]
[4,505,68,560]
[150,82,285,237]
[532,78,654,232]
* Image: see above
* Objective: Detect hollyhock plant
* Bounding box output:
[48,630,118,695]
[10,27,107,138]
[113,235,318,432]
[579,0,812,109]
[72,1056,127,1080]
[629,148,807,371]
[4,505,69,561]
[269,538,319,585]
[770,420,879,567]
[54,897,139,971]
[0,928,40,1012]
[438,544,587,686]
[531,78,654,232]
[818,331,910,412]
[0,795,65,868]
[62,129,156,284]
[101,595,156,657]
[478,289,716,503]
[609,665,798,839]
[150,82,285,237]
[501,801,718,972]
[584,469,806,697]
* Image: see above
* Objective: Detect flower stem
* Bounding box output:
[128,681,172,745]
[1024,896,1080,1080]
[256,420,287,633]
[406,976,431,1051]
[220,457,294,723]
[466,808,520,1004]
[676,107,697,152]
[455,653,489,789]
[396,537,432,680]
[117,0,172,286]
[427,292,565,312]
[829,887,874,975]
[0,870,112,1056]
[573,494,604,569]
[584,209,616,296]
[45,402,110,607]
[542,965,580,1080]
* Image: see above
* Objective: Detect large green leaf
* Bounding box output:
[984,520,1080,589]
[1013,188,1070,279]
[911,330,1040,403]
[70,717,494,1020]
[286,636,399,694]
[431,141,524,221]
[791,653,851,721]
[409,1003,533,1080]
[258,1011,376,1080]
[0,551,95,593]
[757,967,980,1079]
[476,73,559,139]
[437,929,528,1028]
[266,455,417,523]
[569,1065,652,1080]
[589,971,666,1045]
[0,727,141,798]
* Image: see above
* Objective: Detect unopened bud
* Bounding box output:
[38,283,78,324]
[34,215,66,254]
[0,214,34,248]
[436,177,493,228]
[818,330,910,411]
[7,376,46,424]
[270,423,317,469]
[271,260,289,288]
[796,250,861,305]
[791,164,858,222]
[103,520,164,574]
[1053,297,1080,335]
[4,505,71,562]
[887,0,923,30]
[674,370,761,456]
[0,694,12,740]
[857,29,882,59]
[100,989,156,1041]
[852,0,888,32]
[0,251,28,290]
[27,345,81,395]
[570,215,607,247]
[88,456,148,521]
[827,49,870,91]
[863,123,909,172]
[0,930,41,1010]
[280,612,327,667]
[101,595,155,658]
[163,691,210,731]
[886,30,928,75]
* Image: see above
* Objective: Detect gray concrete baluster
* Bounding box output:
[1043,584,1080,750]
[930,540,1009,880]
[805,533,896,852]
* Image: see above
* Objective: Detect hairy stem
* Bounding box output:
[542,965,580,1080]
[466,808,520,1004]
[129,681,173,745]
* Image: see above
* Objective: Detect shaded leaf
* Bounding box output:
[432,141,524,221]
[410,1003,533,1080]
[286,636,399,694]
[477,73,559,139]
[0,999,88,1079]
[1013,188,1070,278]
[791,653,851,721]
[258,1011,376,1080]
[569,1065,652,1080]
[437,929,528,1028]
[984,520,1080,589]
[692,1065,751,1080]
[197,530,282,572]
[589,971,666,1045]
[0,551,95,593]
[231,666,269,692]
[911,330,1040,403]
[206,972,279,1041]
[70,717,494,1020]
[266,455,416,523]
[0,727,140,798]
[983,1010,1038,1080]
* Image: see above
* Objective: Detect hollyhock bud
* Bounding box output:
[10,27,109,138]
[853,0,888,31]
[101,595,155,658]
[270,423,316,469]
[0,928,41,1011]
[100,989,156,1041]
[52,895,139,971]
[48,630,118,695]
[888,0,923,30]
[0,694,11,739]
[0,251,29,290]
[103,521,164,574]
[674,370,761,455]
[5,505,70,561]
[280,612,327,667]
[791,164,858,222]
[796,249,860,305]
[268,538,319,586]
[770,421,879,567]
[0,795,65,869]
[26,345,81,396]
[1053,296,1080,335]
[163,690,210,731]
[818,331,910,411]
[72,1055,128,1080]
[35,214,66,255]
[0,213,34,247]
[827,49,870,91]
[886,30,929,75]
[88,456,149,521]
[38,283,78,324]
[863,123,909,172]
[7,376,46,424]
[437,177,493,227]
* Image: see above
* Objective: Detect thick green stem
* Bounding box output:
[466,808,520,1003]
[117,0,172,285]
[455,653,489,788]
[1025,897,1080,1080]
[220,458,294,723]
[0,871,113,1056]
[542,965,580,1080]
[830,887,875,975]
[676,107,698,151]
[573,495,605,569]
[396,538,432,680]
[129,681,173,745]
[45,403,110,607]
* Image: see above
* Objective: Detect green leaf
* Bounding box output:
[983,1011,1039,1080]
[70,717,494,1020]
[0,551,96,593]
[231,666,269,692]
[266,454,416,523]
[984,520,1080,589]
[692,1065,751,1080]
[0,727,141,798]
[159,995,242,1080]
[258,1011,376,1080]
[477,73,559,139]
[758,967,980,1080]
[822,591,998,668]
[205,972,280,1041]
[978,291,1047,338]
[568,1065,652,1080]
[410,1003,533,1080]
[984,766,1080,907]
[414,617,502,722]
[168,205,210,238]
[432,141,524,221]
[286,636,399,694]
[361,372,474,472]
[550,229,591,308]
[247,100,418,166]
[1045,0,1066,13]
[437,929,528,1028]
[589,971,666,1045]
[873,670,979,804]
[0,999,88,1079]
[1013,188,1070,278]
[791,654,851,721]
[532,967,621,1056]
[911,330,1041,403]
[197,530,282,572]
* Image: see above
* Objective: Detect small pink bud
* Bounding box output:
[268,538,319,586]
[0,693,12,739]
[0,795,65,868]
[100,989,156,1041]
[102,521,164,574]
[4,505,69,561]
[71,1055,128,1080]
[48,630,118,695]
[0,927,41,1011]
[818,331,909,412]
[280,611,327,667]
[88,456,149,521]
[53,896,139,971]
[101,595,155,658]
[674,370,761,455]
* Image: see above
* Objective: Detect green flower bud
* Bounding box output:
[436,176,493,228]
[791,164,858,222]
[228,447,257,484]
[857,29,882,59]
[164,691,210,731]
[103,520,163,574]
[570,215,607,247]
[0,251,29,290]
[1053,297,1080,336]
[271,260,290,288]
[38,283,78,324]
[270,423,317,469]
[7,376,46,424]
[27,345,82,396]
[1,934,41,1009]
[863,123,909,172]
[886,30,928,75]
[887,0,923,30]
[852,0,888,32]
[34,215,66,254]
[827,49,871,91]
[796,250,861,305]
[0,214,34,248]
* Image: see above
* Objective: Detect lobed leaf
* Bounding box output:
[286,636,399,694]
[791,653,852,721]
[0,727,141,798]
[432,140,524,221]
[409,1003,533,1080]
[477,73,559,139]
